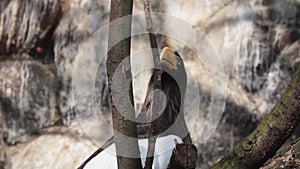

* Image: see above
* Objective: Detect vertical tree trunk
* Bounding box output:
[106,0,142,169]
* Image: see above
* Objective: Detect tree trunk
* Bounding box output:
[212,64,300,169]
[106,0,142,169]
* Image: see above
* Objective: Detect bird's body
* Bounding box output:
[78,47,192,169]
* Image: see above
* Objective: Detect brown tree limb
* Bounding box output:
[260,138,300,169]
[107,0,142,168]
[212,64,300,169]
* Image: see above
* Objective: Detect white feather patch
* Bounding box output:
[83,135,183,169]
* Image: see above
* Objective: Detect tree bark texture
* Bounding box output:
[212,64,300,169]
[167,143,198,169]
[260,138,300,169]
[106,0,142,169]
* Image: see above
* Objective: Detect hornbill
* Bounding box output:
[78,47,192,169]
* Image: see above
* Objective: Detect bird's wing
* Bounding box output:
[135,90,168,138]
[136,90,168,123]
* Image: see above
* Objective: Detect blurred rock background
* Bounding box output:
[0,0,299,168]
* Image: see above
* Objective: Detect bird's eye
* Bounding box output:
[173,51,182,65]
[175,57,181,64]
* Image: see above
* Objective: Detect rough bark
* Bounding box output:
[106,0,142,169]
[260,138,300,169]
[167,143,198,169]
[212,64,300,169]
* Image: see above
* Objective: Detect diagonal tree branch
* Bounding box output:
[212,64,300,169]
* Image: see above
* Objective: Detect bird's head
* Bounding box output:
[159,47,187,94]
[160,47,178,70]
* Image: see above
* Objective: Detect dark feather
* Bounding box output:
[136,70,182,136]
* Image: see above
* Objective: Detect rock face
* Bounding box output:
[237,0,300,113]
[0,111,11,169]
[0,59,59,145]
[54,0,110,124]
[6,127,97,169]
[0,1,62,168]
[0,0,61,55]
[0,0,299,169]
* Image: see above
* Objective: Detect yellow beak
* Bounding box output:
[160,47,177,70]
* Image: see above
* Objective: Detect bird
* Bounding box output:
[78,47,192,169]
[135,47,191,143]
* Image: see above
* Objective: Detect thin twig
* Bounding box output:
[143,0,160,168]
